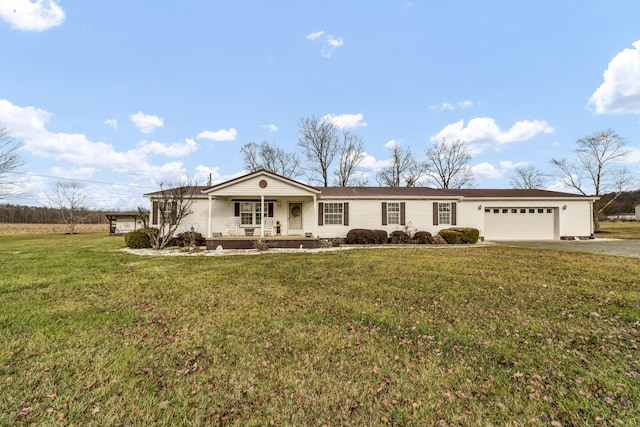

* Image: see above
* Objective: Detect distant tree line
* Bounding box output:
[0,204,109,224]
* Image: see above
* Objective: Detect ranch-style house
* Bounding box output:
[143,169,598,249]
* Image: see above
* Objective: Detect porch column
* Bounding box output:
[260,195,265,237]
[313,194,317,237]
[207,195,212,238]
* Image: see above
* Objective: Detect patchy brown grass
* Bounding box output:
[0,223,109,234]
[1,234,639,426]
[597,221,640,239]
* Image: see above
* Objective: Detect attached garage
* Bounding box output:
[483,207,558,240]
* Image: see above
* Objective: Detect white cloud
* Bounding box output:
[0,0,65,31]
[196,128,238,141]
[105,118,118,130]
[589,40,640,115]
[0,99,197,183]
[358,152,389,171]
[261,124,279,133]
[430,100,474,111]
[135,138,198,158]
[327,36,343,48]
[49,166,98,179]
[306,30,344,58]
[430,117,553,154]
[130,111,164,134]
[472,162,504,180]
[306,30,325,40]
[323,113,367,129]
[384,139,400,149]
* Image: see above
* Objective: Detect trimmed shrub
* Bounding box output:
[371,230,388,244]
[438,227,480,244]
[170,231,206,247]
[346,229,388,244]
[432,234,447,245]
[125,228,157,249]
[389,230,411,244]
[412,231,434,244]
[346,229,373,244]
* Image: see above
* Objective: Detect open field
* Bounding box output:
[596,221,640,239]
[0,223,109,234]
[1,233,639,425]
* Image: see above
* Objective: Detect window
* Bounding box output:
[520,208,526,214]
[547,208,553,214]
[529,209,535,214]
[537,208,544,214]
[502,209,509,214]
[324,203,343,225]
[237,202,271,226]
[387,202,400,225]
[438,202,451,224]
[511,209,518,214]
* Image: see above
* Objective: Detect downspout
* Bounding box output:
[207,195,212,238]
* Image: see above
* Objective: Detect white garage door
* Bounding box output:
[484,207,557,240]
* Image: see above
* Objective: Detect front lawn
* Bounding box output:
[1,233,639,425]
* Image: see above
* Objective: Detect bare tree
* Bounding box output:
[424,138,474,189]
[0,125,25,200]
[298,117,340,186]
[551,129,634,232]
[334,130,367,187]
[240,140,301,178]
[140,182,196,250]
[48,181,89,234]
[376,143,426,187]
[510,165,548,189]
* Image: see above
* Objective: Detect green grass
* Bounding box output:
[1,233,639,426]
[598,221,640,239]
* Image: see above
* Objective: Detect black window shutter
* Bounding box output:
[234,202,240,217]
[433,202,439,226]
[268,203,274,217]
[381,202,387,225]
[400,202,406,226]
[152,201,159,225]
[343,203,349,226]
[451,202,457,226]
[318,202,324,226]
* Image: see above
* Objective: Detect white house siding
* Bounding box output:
[316,198,460,239]
[169,198,210,236]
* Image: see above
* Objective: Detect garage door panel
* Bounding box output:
[484,208,556,240]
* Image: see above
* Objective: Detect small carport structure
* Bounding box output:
[105,211,143,236]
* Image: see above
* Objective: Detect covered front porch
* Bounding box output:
[202,170,322,240]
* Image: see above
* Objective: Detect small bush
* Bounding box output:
[389,230,411,244]
[371,230,388,244]
[412,231,434,244]
[346,229,388,244]
[125,228,157,249]
[346,229,373,244]
[438,227,480,244]
[253,239,270,251]
[432,234,447,244]
[170,231,206,247]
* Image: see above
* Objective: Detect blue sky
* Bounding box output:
[1,0,640,210]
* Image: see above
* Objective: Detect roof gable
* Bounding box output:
[204,169,321,197]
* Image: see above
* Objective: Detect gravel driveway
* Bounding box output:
[497,239,640,258]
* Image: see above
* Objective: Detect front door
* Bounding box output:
[288,202,303,235]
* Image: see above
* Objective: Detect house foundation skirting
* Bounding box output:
[205,237,320,250]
